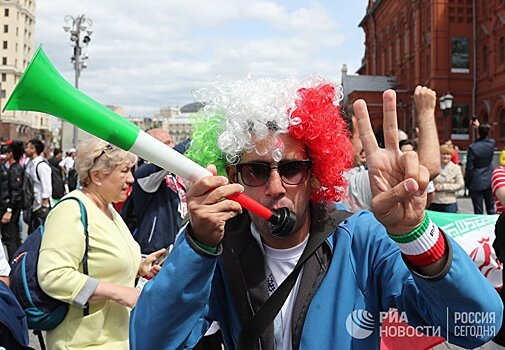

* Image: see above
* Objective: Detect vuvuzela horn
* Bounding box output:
[3,47,296,236]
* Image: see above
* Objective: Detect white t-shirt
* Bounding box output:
[251,224,308,350]
[59,156,75,171]
[0,240,11,276]
[342,167,372,212]
[427,180,435,194]
[342,170,436,212]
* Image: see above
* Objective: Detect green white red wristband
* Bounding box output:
[387,214,446,266]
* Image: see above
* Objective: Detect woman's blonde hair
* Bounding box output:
[75,138,137,186]
[440,144,453,156]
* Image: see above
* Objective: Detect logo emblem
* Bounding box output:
[346,309,375,339]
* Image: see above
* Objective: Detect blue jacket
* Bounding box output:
[465,138,496,191]
[130,163,185,254]
[130,208,503,349]
[0,280,29,347]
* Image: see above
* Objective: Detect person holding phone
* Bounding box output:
[38,139,164,350]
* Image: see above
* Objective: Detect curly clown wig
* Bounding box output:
[185,76,353,203]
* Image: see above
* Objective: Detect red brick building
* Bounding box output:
[349,0,505,150]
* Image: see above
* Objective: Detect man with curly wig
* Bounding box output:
[130,77,502,350]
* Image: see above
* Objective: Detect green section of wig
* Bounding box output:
[185,111,228,176]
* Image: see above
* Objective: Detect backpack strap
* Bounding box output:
[34,160,48,182]
[237,210,352,350]
[52,196,90,316]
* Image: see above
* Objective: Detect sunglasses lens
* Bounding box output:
[239,163,271,187]
[279,161,311,185]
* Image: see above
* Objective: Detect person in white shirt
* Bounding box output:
[59,148,76,175]
[25,139,52,232]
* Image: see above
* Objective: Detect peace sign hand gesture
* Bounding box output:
[353,90,429,236]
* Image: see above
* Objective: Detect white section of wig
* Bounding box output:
[193,75,343,163]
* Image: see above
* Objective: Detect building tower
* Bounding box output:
[0,0,51,144]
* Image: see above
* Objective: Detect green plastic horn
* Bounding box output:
[3,46,210,181]
[3,47,297,236]
[4,47,139,151]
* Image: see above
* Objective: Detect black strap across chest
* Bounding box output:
[220,205,351,350]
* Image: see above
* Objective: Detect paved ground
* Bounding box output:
[26,195,500,349]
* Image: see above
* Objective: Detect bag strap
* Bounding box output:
[52,196,90,316]
[237,210,352,349]
[34,159,49,182]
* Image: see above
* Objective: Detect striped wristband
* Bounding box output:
[388,214,446,266]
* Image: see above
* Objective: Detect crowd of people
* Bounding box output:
[1,77,505,350]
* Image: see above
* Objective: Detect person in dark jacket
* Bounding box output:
[126,128,187,254]
[465,122,496,214]
[0,141,25,260]
[48,147,66,200]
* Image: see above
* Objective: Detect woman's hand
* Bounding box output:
[138,248,167,278]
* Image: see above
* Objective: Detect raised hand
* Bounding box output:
[187,165,244,246]
[353,90,430,235]
[413,85,440,179]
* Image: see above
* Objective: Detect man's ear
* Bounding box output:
[226,164,238,184]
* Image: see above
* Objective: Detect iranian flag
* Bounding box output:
[381,211,501,350]
[428,210,502,288]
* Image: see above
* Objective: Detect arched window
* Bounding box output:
[481,112,489,123]
[500,109,505,140]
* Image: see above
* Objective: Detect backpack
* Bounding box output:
[9,196,89,331]
[47,162,65,199]
[20,161,46,211]
[20,170,35,210]
[67,168,79,191]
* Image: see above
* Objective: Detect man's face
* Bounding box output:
[149,129,175,148]
[25,142,35,158]
[227,133,312,240]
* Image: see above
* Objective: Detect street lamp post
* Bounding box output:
[439,92,454,142]
[63,14,93,148]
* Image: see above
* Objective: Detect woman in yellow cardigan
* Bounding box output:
[38,139,165,349]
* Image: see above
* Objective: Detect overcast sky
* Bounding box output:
[34,0,368,117]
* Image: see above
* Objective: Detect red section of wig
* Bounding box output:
[289,83,353,202]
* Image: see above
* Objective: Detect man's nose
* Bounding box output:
[265,169,286,198]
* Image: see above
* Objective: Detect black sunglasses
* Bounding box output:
[235,160,313,187]
[93,143,113,164]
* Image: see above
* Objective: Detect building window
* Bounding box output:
[2,57,6,65]
[4,9,9,16]
[0,90,6,99]
[501,109,505,140]
[483,46,488,72]
[500,37,505,65]
[3,25,7,33]
[2,41,7,49]
[1,73,5,82]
